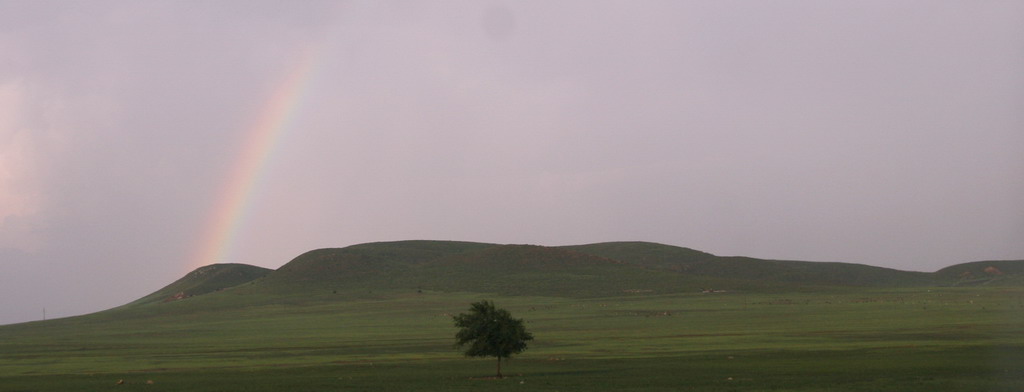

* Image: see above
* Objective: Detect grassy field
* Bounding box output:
[2,287,1023,391]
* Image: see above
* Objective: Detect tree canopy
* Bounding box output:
[452,300,534,378]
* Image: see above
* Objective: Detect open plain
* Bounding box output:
[2,242,1022,391]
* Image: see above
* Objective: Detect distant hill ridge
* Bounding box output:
[136,240,1024,305]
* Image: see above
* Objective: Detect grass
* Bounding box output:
[2,287,1023,391]
[4,348,1021,392]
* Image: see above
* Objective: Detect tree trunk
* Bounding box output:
[496,356,503,378]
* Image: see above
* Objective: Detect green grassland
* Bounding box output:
[2,241,1023,391]
[3,288,1022,391]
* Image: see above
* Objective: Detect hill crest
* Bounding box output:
[128,240,1024,307]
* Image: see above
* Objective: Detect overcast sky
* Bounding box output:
[1,0,1022,325]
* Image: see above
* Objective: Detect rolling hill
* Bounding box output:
[125,240,1023,311]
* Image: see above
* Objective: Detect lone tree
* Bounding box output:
[452,300,534,378]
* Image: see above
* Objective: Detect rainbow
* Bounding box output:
[189,47,320,271]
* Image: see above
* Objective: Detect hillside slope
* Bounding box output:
[680,256,937,287]
[253,240,494,293]
[410,244,706,296]
[934,259,1024,286]
[129,263,272,305]
[562,242,936,287]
